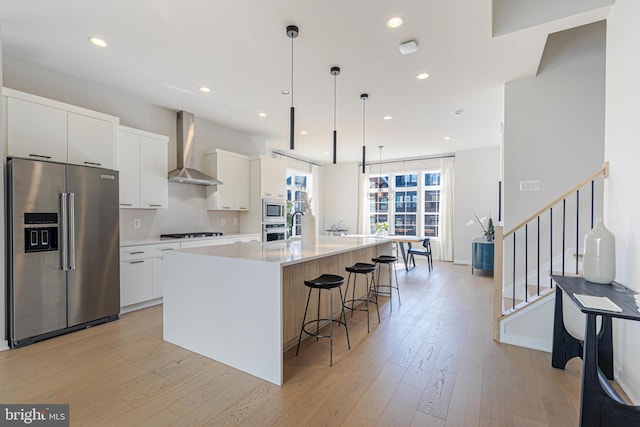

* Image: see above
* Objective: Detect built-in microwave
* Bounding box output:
[263,223,287,242]
[263,198,286,223]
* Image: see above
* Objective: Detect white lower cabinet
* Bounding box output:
[179,238,229,248]
[120,242,180,311]
[120,258,153,307]
[229,234,261,243]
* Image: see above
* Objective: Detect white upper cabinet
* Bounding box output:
[204,149,251,211]
[4,88,118,169]
[116,130,141,208]
[259,156,287,199]
[139,135,168,208]
[6,96,68,163]
[67,112,116,168]
[117,126,169,209]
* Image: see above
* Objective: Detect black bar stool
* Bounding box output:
[372,255,401,312]
[343,262,379,333]
[295,274,350,367]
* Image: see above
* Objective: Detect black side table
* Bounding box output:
[551,275,640,426]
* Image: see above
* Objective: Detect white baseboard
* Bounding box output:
[0,340,9,352]
[120,298,162,314]
[499,334,552,353]
[616,369,640,405]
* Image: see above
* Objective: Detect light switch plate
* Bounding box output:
[221,218,226,226]
[133,219,141,228]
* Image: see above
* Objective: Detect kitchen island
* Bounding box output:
[162,236,391,385]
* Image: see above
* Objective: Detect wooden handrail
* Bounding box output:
[503,162,609,238]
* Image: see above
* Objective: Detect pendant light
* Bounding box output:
[286,25,299,150]
[331,66,340,164]
[361,93,368,173]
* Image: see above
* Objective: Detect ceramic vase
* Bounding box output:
[583,217,615,284]
[301,212,316,245]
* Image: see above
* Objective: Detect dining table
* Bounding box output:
[387,235,427,271]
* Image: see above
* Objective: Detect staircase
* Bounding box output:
[493,162,609,351]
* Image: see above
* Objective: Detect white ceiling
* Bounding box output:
[0,1,610,164]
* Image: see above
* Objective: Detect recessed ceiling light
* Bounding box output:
[444,136,452,141]
[324,152,330,155]
[88,37,107,47]
[199,86,211,93]
[258,112,267,117]
[386,16,404,28]
[300,131,308,135]
[281,89,290,95]
[416,72,430,80]
[384,115,393,120]
[453,109,464,116]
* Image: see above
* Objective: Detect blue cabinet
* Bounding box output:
[472,239,494,274]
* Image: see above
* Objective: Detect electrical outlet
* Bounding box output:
[233,218,238,225]
[133,219,141,229]
[221,218,226,226]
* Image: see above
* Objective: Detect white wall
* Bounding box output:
[453,147,501,264]
[320,162,360,235]
[605,0,640,404]
[503,21,606,232]
[493,0,613,36]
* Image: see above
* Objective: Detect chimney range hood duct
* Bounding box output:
[168,111,222,186]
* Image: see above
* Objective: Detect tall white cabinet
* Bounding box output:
[244,155,288,234]
[203,149,251,211]
[117,125,169,209]
[3,88,118,169]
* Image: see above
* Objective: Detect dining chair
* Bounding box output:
[407,238,433,272]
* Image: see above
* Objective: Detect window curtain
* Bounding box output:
[358,168,371,234]
[439,157,455,261]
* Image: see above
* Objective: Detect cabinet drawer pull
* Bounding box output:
[160,248,174,251]
[29,154,52,159]
[129,251,145,255]
[147,204,162,207]
[129,260,145,264]
[84,161,102,166]
[120,203,133,207]
[223,206,232,209]
[239,207,248,210]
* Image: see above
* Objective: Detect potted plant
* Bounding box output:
[374,221,389,237]
[466,213,495,241]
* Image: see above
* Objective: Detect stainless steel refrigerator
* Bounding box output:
[7,158,120,348]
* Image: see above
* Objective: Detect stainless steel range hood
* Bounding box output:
[168,111,222,186]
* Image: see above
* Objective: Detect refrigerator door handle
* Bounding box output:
[60,192,69,271]
[68,192,76,271]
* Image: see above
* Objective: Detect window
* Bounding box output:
[423,172,441,237]
[368,169,441,237]
[368,174,389,233]
[286,170,311,237]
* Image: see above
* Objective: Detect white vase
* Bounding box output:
[301,212,316,245]
[583,217,616,284]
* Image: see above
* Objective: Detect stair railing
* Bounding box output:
[493,162,609,339]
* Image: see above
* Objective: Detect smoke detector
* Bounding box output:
[399,40,418,55]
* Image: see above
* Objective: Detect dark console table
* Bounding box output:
[551,275,640,426]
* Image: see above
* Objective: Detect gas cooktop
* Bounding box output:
[160,232,224,239]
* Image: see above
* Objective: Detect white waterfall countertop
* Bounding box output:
[174,235,388,266]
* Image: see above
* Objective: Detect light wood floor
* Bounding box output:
[0,260,587,426]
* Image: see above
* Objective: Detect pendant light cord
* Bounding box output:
[333,74,337,130]
[290,36,294,107]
